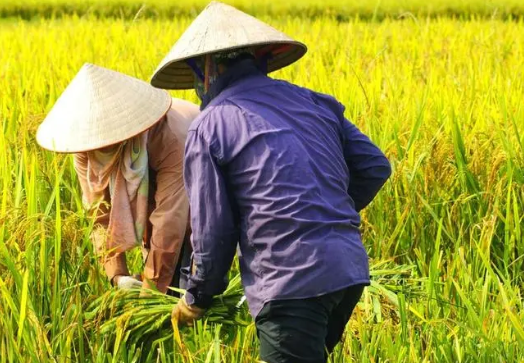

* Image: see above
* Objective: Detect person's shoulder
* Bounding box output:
[271,78,341,106]
[266,77,302,94]
[152,98,197,139]
[146,98,196,148]
[308,88,346,117]
[189,100,245,134]
[168,98,200,125]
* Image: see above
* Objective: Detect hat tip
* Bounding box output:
[80,62,95,70]
[206,1,225,8]
[78,63,101,77]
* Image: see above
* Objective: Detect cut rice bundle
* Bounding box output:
[84,274,248,346]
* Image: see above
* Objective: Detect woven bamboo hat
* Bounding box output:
[150,1,307,89]
[37,63,172,153]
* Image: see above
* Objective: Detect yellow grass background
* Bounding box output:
[0,9,523,363]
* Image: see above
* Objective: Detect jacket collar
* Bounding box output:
[206,73,275,109]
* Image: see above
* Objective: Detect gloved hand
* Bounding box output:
[114,275,143,290]
[171,294,206,327]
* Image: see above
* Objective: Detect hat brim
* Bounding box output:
[151,41,307,90]
[37,103,171,154]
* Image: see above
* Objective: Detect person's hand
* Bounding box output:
[114,275,143,290]
[171,294,206,326]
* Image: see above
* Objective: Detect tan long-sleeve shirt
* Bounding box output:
[74,98,199,293]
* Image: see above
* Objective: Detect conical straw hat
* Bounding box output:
[37,63,172,153]
[150,1,307,90]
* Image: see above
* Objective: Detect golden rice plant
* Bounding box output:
[0,4,523,362]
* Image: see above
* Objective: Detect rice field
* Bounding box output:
[1,1,524,362]
[3,0,524,20]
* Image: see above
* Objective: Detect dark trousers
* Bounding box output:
[255,284,365,363]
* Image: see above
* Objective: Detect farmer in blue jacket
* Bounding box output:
[151,2,391,362]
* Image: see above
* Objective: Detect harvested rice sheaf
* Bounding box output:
[84,274,248,345]
[84,262,423,346]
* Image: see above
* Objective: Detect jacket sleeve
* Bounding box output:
[312,91,392,212]
[73,153,129,280]
[183,129,239,308]
[341,119,392,212]
[144,117,190,293]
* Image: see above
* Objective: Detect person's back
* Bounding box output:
[187,72,390,317]
[160,4,391,361]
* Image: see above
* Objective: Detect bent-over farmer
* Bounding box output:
[37,63,200,293]
[152,2,392,362]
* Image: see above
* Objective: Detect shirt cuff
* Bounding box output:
[185,288,214,309]
[104,252,130,283]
